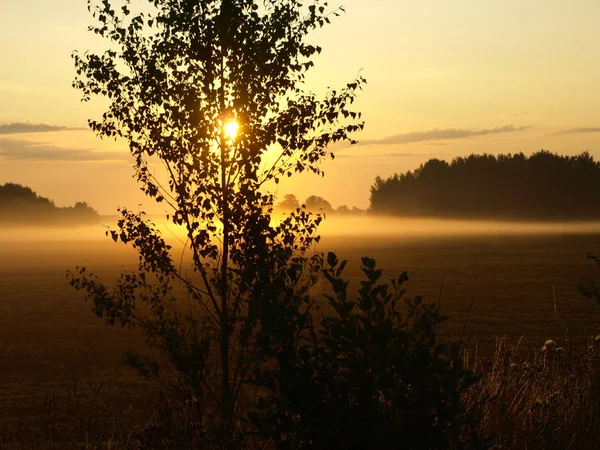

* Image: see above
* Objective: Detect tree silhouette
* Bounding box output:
[305,194,333,212]
[68,0,364,442]
[369,150,600,220]
[0,183,99,224]
[276,193,300,212]
[336,204,351,214]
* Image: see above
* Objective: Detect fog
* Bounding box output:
[313,216,600,237]
[2,215,600,244]
[2,215,600,356]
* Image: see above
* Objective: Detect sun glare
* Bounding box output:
[224,120,239,140]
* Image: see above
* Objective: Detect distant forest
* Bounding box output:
[0,183,100,225]
[275,194,365,215]
[369,150,600,220]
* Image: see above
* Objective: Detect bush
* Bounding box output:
[249,253,482,449]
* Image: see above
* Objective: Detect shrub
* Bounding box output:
[249,253,482,449]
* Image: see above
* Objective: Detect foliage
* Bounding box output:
[249,253,482,449]
[369,150,600,220]
[68,0,364,442]
[0,182,100,224]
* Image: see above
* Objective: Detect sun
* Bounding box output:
[224,120,239,140]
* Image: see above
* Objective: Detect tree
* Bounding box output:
[336,204,350,214]
[305,194,333,212]
[68,0,364,443]
[276,193,300,212]
[0,183,99,224]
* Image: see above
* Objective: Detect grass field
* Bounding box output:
[1,220,600,446]
[322,232,600,351]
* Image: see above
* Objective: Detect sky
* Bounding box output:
[2,0,600,214]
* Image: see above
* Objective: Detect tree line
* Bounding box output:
[369,150,600,220]
[0,183,100,224]
[276,193,365,215]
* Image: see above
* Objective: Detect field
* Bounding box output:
[1,219,600,446]
[323,231,600,350]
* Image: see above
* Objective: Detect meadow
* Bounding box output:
[1,218,600,447]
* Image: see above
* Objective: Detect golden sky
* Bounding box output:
[2,0,600,214]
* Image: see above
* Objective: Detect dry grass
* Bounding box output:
[463,336,600,449]
[0,379,154,449]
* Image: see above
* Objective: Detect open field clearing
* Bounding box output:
[320,232,600,351]
[1,219,600,445]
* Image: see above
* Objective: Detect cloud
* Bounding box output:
[0,122,87,135]
[553,127,600,135]
[337,151,447,159]
[359,125,531,146]
[0,138,128,162]
[379,151,448,157]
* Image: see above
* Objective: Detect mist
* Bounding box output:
[315,215,600,237]
[3,215,600,244]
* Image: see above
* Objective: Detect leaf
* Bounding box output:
[335,259,348,277]
[327,252,338,267]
